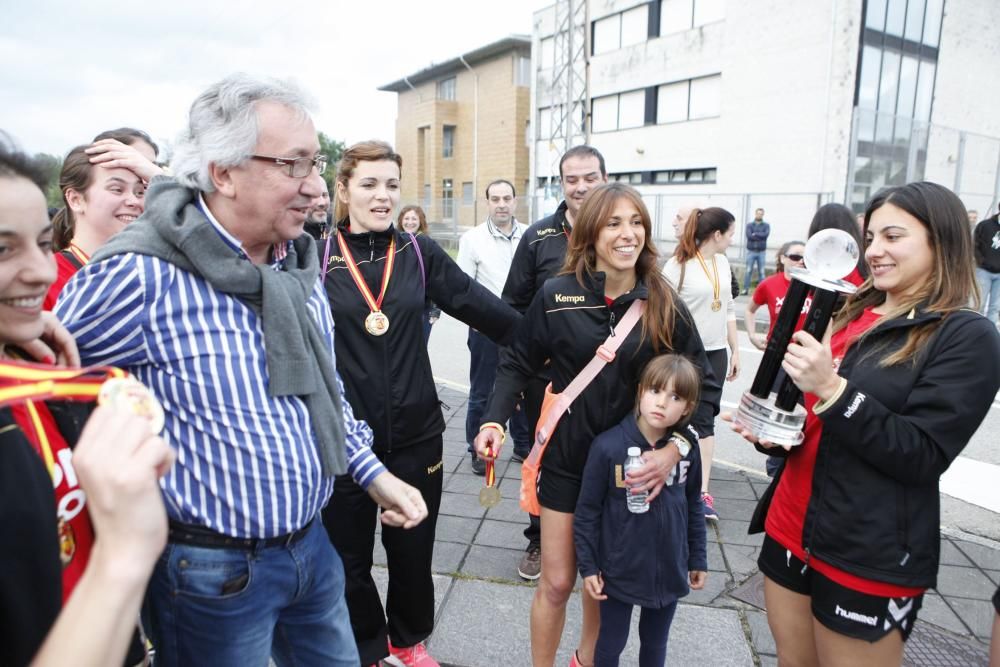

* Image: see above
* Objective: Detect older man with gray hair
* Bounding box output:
[55,73,427,666]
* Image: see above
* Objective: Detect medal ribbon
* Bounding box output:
[695,251,720,305]
[66,243,90,267]
[336,234,396,315]
[0,360,125,408]
[485,447,496,489]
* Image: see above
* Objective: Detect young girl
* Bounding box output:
[574,354,708,667]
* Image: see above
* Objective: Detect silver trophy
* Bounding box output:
[734,229,860,446]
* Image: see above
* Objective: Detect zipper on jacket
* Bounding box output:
[369,234,375,262]
[608,309,617,338]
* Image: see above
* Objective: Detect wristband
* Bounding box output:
[479,422,506,443]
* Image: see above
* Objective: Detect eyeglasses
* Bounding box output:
[250,154,328,178]
[785,253,804,262]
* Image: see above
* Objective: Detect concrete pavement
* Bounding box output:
[367,384,998,666]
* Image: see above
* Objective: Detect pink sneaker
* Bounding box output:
[569,650,592,667]
[385,640,440,667]
[702,492,719,521]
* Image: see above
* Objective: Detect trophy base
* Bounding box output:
[733,392,806,447]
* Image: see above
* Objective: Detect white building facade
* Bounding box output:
[531,0,1000,246]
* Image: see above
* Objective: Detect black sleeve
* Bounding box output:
[818,314,1000,485]
[973,220,987,267]
[574,438,608,578]
[418,235,520,345]
[730,271,740,299]
[673,300,723,438]
[685,443,708,571]
[482,288,553,426]
[502,229,538,314]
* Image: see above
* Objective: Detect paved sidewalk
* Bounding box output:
[370,386,997,666]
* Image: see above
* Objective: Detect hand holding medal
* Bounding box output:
[97,377,165,435]
[478,446,501,509]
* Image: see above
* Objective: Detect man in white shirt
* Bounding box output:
[457,179,530,474]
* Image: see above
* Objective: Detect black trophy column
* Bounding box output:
[749,279,811,399]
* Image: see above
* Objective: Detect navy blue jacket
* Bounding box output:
[745,221,770,251]
[574,415,707,609]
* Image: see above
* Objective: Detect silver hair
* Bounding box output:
[170,73,317,192]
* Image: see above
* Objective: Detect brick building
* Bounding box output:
[379,35,532,236]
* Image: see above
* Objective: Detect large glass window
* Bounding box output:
[618,90,646,128]
[660,0,724,34]
[591,89,647,132]
[621,5,648,47]
[538,37,555,71]
[657,81,689,123]
[462,181,474,205]
[885,0,906,37]
[923,0,943,47]
[866,0,887,31]
[689,75,721,118]
[515,56,531,86]
[904,0,926,42]
[914,60,935,122]
[593,5,648,54]
[592,14,621,54]
[591,95,619,133]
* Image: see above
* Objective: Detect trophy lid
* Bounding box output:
[804,229,860,281]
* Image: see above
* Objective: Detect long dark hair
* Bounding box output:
[835,182,977,366]
[808,203,869,279]
[561,182,677,352]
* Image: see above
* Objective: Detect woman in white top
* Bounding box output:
[662,207,740,521]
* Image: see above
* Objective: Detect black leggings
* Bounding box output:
[594,596,678,667]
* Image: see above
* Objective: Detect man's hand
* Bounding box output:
[367,472,428,529]
[20,312,80,367]
[689,570,707,590]
[583,573,607,600]
[73,406,175,579]
[627,445,682,502]
[473,427,504,461]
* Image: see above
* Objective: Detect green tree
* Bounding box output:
[317,132,345,192]
[33,153,64,209]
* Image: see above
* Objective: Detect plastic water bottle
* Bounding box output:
[624,447,649,514]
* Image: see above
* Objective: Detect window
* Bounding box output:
[423,184,431,209]
[591,89,647,133]
[515,55,531,86]
[610,172,644,184]
[656,74,721,123]
[653,168,717,184]
[689,75,721,118]
[437,77,456,101]
[442,125,455,158]
[538,37,555,71]
[660,0,724,35]
[442,179,454,220]
[462,181,474,205]
[592,4,648,54]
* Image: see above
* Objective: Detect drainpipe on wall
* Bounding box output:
[459,55,479,226]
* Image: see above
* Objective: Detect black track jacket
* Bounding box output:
[483,271,721,480]
[754,308,1000,589]
[323,222,520,452]
[502,201,572,313]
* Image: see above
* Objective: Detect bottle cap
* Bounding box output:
[627,446,641,457]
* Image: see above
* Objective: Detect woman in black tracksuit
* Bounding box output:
[733,182,1000,666]
[475,183,722,666]
[320,141,519,667]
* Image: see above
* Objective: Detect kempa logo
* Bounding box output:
[554,294,586,304]
[843,392,866,418]
[835,604,878,627]
[536,227,559,237]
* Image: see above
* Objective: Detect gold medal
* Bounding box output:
[711,299,722,311]
[364,311,390,336]
[337,233,397,337]
[98,377,165,435]
[58,517,76,566]
[696,251,722,314]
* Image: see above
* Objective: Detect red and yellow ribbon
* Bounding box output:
[336,233,396,316]
[0,360,126,408]
[65,243,90,267]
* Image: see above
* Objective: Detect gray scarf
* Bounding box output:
[92,177,346,477]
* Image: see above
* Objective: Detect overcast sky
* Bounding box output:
[1,0,544,158]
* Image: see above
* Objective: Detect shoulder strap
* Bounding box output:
[407,232,426,292]
[59,248,86,272]
[561,299,645,402]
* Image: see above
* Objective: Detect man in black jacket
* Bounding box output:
[501,145,607,580]
[974,206,1000,326]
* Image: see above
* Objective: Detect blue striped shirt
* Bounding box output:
[54,204,386,538]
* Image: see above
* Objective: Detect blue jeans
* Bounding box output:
[744,250,767,291]
[465,329,531,455]
[142,519,358,667]
[977,268,1000,325]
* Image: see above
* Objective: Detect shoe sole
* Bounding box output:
[705,513,719,522]
[510,454,525,463]
[517,568,541,581]
[383,657,405,667]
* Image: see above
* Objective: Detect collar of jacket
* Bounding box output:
[618,412,688,451]
[336,218,396,247]
[859,303,945,336]
[555,200,571,234]
[579,270,650,304]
